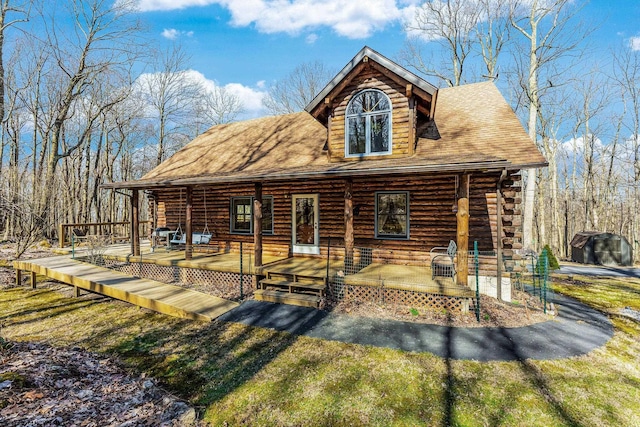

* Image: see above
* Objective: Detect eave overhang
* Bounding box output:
[100,159,549,191]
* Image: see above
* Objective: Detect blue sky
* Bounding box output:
[132,0,639,118]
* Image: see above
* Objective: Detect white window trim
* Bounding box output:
[374,191,410,240]
[229,196,274,235]
[345,89,393,158]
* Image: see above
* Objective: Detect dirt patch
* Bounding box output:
[0,242,53,263]
[0,341,200,427]
[325,288,552,328]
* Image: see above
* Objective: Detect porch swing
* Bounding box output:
[196,187,213,244]
[169,188,184,247]
[169,187,213,247]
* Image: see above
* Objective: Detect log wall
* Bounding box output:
[148,171,522,266]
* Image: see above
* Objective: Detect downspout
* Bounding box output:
[496,169,507,301]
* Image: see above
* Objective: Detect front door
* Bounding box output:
[292,194,319,255]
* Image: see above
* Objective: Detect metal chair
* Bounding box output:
[431,240,457,282]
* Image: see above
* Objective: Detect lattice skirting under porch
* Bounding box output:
[100,259,253,300]
[329,282,470,314]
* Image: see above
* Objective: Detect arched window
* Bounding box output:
[345,89,392,157]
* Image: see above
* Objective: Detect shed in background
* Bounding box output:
[570,231,633,266]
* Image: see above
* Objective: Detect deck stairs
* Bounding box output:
[255,270,326,308]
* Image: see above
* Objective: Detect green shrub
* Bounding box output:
[540,244,560,271]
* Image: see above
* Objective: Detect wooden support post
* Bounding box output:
[131,189,140,257]
[185,186,193,260]
[74,286,81,298]
[59,223,65,248]
[456,174,470,287]
[254,182,263,268]
[15,269,22,287]
[30,271,37,289]
[344,179,354,273]
[496,170,507,300]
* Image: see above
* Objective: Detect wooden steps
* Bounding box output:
[254,289,321,308]
[255,270,326,308]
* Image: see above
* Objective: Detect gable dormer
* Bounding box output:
[306,46,437,163]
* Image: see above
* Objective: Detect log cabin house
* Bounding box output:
[103,47,547,312]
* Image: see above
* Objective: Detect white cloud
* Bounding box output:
[161,28,194,40]
[131,0,217,12]
[135,69,268,119]
[132,0,417,39]
[161,28,179,39]
[181,70,268,116]
[630,36,640,51]
[305,33,318,44]
[224,82,266,113]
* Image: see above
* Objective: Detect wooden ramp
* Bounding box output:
[13,256,239,322]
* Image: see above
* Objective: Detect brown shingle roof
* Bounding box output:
[422,81,547,167]
[105,81,545,189]
[142,112,327,181]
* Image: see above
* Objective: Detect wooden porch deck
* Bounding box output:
[13,255,239,321]
[55,242,289,274]
[343,263,475,297]
[53,243,474,301]
[264,257,475,298]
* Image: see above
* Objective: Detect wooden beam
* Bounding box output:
[406,83,413,98]
[308,61,368,118]
[408,96,416,155]
[131,190,140,257]
[15,269,22,287]
[368,61,433,101]
[456,174,470,287]
[344,178,354,273]
[496,170,507,301]
[429,89,438,120]
[59,223,65,248]
[30,271,37,289]
[254,182,263,268]
[185,186,193,260]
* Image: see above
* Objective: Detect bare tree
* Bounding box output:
[402,0,481,87]
[194,84,243,131]
[611,43,640,261]
[263,60,333,114]
[0,0,31,172]
[510,0,588,250]
[476,0,511,80]
[139,44,202,166]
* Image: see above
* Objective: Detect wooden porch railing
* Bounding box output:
[58,221,151,248]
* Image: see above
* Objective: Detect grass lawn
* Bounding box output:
[1,273,639,426]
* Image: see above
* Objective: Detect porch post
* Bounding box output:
[344,178,354,272]
[496,170,507,300]
[131,189,140,257]
[185,186,193,260]
[254,182,263,268]
[456,174,470,287]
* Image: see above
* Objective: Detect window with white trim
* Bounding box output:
[230,196,274,235]
[375,192,409,239]
[345,89,392,157]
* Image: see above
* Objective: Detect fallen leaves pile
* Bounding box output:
[0,341,198,427]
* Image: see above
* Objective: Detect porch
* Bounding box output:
[13,255,239,321]
[63,242,478,312]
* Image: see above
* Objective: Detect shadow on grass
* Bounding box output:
[104,310,306,410]
[0,288,108,326]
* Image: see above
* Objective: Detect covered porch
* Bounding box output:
[106,171,503,290]
[65,241,479,311]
